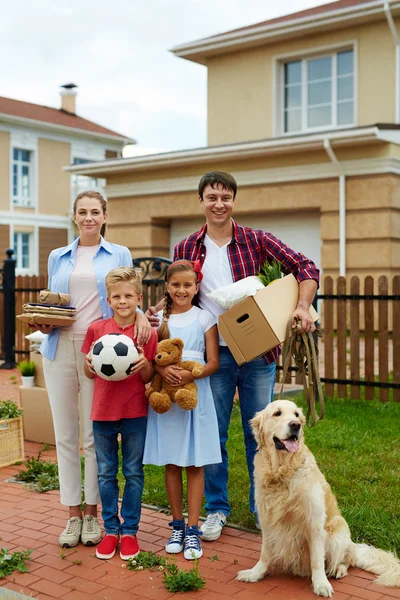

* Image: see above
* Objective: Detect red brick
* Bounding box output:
[34,553,73,571]
[366,584,400,598]
[93,587,141,599]
[65,575,107,595]
[30,577,74,598]
[334,581,385,600]
[32,564,74,584]
[5,571,40,586]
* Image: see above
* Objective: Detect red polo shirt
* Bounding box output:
[82,317,158,421]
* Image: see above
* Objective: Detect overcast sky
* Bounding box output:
[1,0,331,156]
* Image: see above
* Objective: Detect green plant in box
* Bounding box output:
[0,399,23,420]
[258,259,282,287]
[17,360,36,377]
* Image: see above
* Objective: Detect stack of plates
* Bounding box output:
[17,302,76,328]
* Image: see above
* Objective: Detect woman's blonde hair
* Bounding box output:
[73,190,107,238]
[106,266,143,297]
[157,260,200,341]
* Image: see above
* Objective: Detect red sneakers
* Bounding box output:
[120,535,140,560]
[96,534,119,560]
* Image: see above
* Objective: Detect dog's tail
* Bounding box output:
[352,543,400,587]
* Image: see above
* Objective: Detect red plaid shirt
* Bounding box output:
[174,220,320,364]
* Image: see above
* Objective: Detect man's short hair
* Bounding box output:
[106,266,142,296]
[198,171,237,200]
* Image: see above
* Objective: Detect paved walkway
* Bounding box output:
[0,370,398,599]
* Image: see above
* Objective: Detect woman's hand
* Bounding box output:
[134,312,152,345]
[29,324,54,334]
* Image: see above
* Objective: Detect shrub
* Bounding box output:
[17,360,36,377]
[0,399,23,420]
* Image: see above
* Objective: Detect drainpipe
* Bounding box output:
[324,139,346,277]
[384,1,400,123]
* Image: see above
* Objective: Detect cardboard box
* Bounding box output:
[20,386,56,445]
[30,351,46,389]
[218,274,319,365]
[20,386,84,447]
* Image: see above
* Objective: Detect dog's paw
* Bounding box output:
[334,564,348,579]
[236,568,262,583]
[312,579,333,597]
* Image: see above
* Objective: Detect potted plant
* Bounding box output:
[0,399,24,468]
[18,360,36,388]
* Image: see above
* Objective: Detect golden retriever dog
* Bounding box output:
[237,400,400,597]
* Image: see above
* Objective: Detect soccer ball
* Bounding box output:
[90,333,139,381]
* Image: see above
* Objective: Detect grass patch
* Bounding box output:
[129,394,400,554]
[0,545,32,577]
[127,551,205,593]
[16,451,59,493]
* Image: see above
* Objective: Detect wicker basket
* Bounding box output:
[0,416,25,468]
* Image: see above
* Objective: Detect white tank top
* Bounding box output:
[69,245,102,333]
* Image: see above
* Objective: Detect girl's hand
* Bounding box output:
[129,347,148,375]
[169,369,194,386]
[134,312,152,345]
[85,352,96,375]
[29,324,54,334]
[157,364,183,385]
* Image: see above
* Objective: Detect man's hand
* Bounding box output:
[145,306,160,328]
[292,306,316,334]
[129,347,148,375]
[134,312,152,345]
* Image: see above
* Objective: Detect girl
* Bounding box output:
[143,260,221,560]
[38,190,151,549]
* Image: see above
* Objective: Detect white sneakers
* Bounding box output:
[200,512,227,541]
[59,517,83,548]
[81,515,101,546]
[59,515,101,548]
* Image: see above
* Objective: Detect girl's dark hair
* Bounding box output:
[198,171,237,200]
[73,190,107,238]
[158,261,200,341]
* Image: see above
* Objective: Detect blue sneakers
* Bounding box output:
[184,525,203,560]
[165,519,185,554]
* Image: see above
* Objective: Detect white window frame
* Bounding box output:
[272,41,358,137]
[12,231,34,275]
[12,148,34,207]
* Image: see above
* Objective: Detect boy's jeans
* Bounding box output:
[204,347,276,517]
[93,417,147,536]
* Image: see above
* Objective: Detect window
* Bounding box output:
[283,49,354,133]
[13,232,31,270]
[13,149,32,206]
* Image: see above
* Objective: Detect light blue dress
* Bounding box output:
[143,306,222,467]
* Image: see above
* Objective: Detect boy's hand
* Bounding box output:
[85,352,96,375]
[129,347,148,375]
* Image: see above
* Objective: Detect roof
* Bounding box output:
[171,0,397,64]
[0,95,134,144]
[65,124,400,178]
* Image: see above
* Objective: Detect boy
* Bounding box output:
[82,267,157,561]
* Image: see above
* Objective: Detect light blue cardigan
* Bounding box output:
[40,237,133,360]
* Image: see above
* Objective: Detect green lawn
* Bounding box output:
[126,394,400,555]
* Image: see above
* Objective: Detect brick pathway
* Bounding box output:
[0,370,398,599]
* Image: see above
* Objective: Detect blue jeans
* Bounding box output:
[93,417,146,536]
[204,346,276,516]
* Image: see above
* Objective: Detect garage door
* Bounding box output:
[170,212,321,271]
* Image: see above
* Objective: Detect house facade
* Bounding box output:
[68,0,400,281]
[0,84,133,275]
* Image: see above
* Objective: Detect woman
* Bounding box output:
[39,190,150,548]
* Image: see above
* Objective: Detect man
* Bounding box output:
[146,171,319,541]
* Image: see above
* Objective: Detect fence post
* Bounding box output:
[0,249,16,369]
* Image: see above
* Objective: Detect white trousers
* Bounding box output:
[43,331,100,507]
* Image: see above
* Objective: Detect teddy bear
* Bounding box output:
[145,337,204,414]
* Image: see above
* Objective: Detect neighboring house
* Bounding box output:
[67,0,400,281]
[0,84,134,275]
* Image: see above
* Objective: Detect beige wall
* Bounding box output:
[0,132,10,211]
[38,139,71,215]
[207,18,396,145]
[39,228,68,275]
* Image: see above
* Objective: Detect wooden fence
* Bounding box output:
[2,271,400,401]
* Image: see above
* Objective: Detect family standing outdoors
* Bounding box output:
[37,171,319,562]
